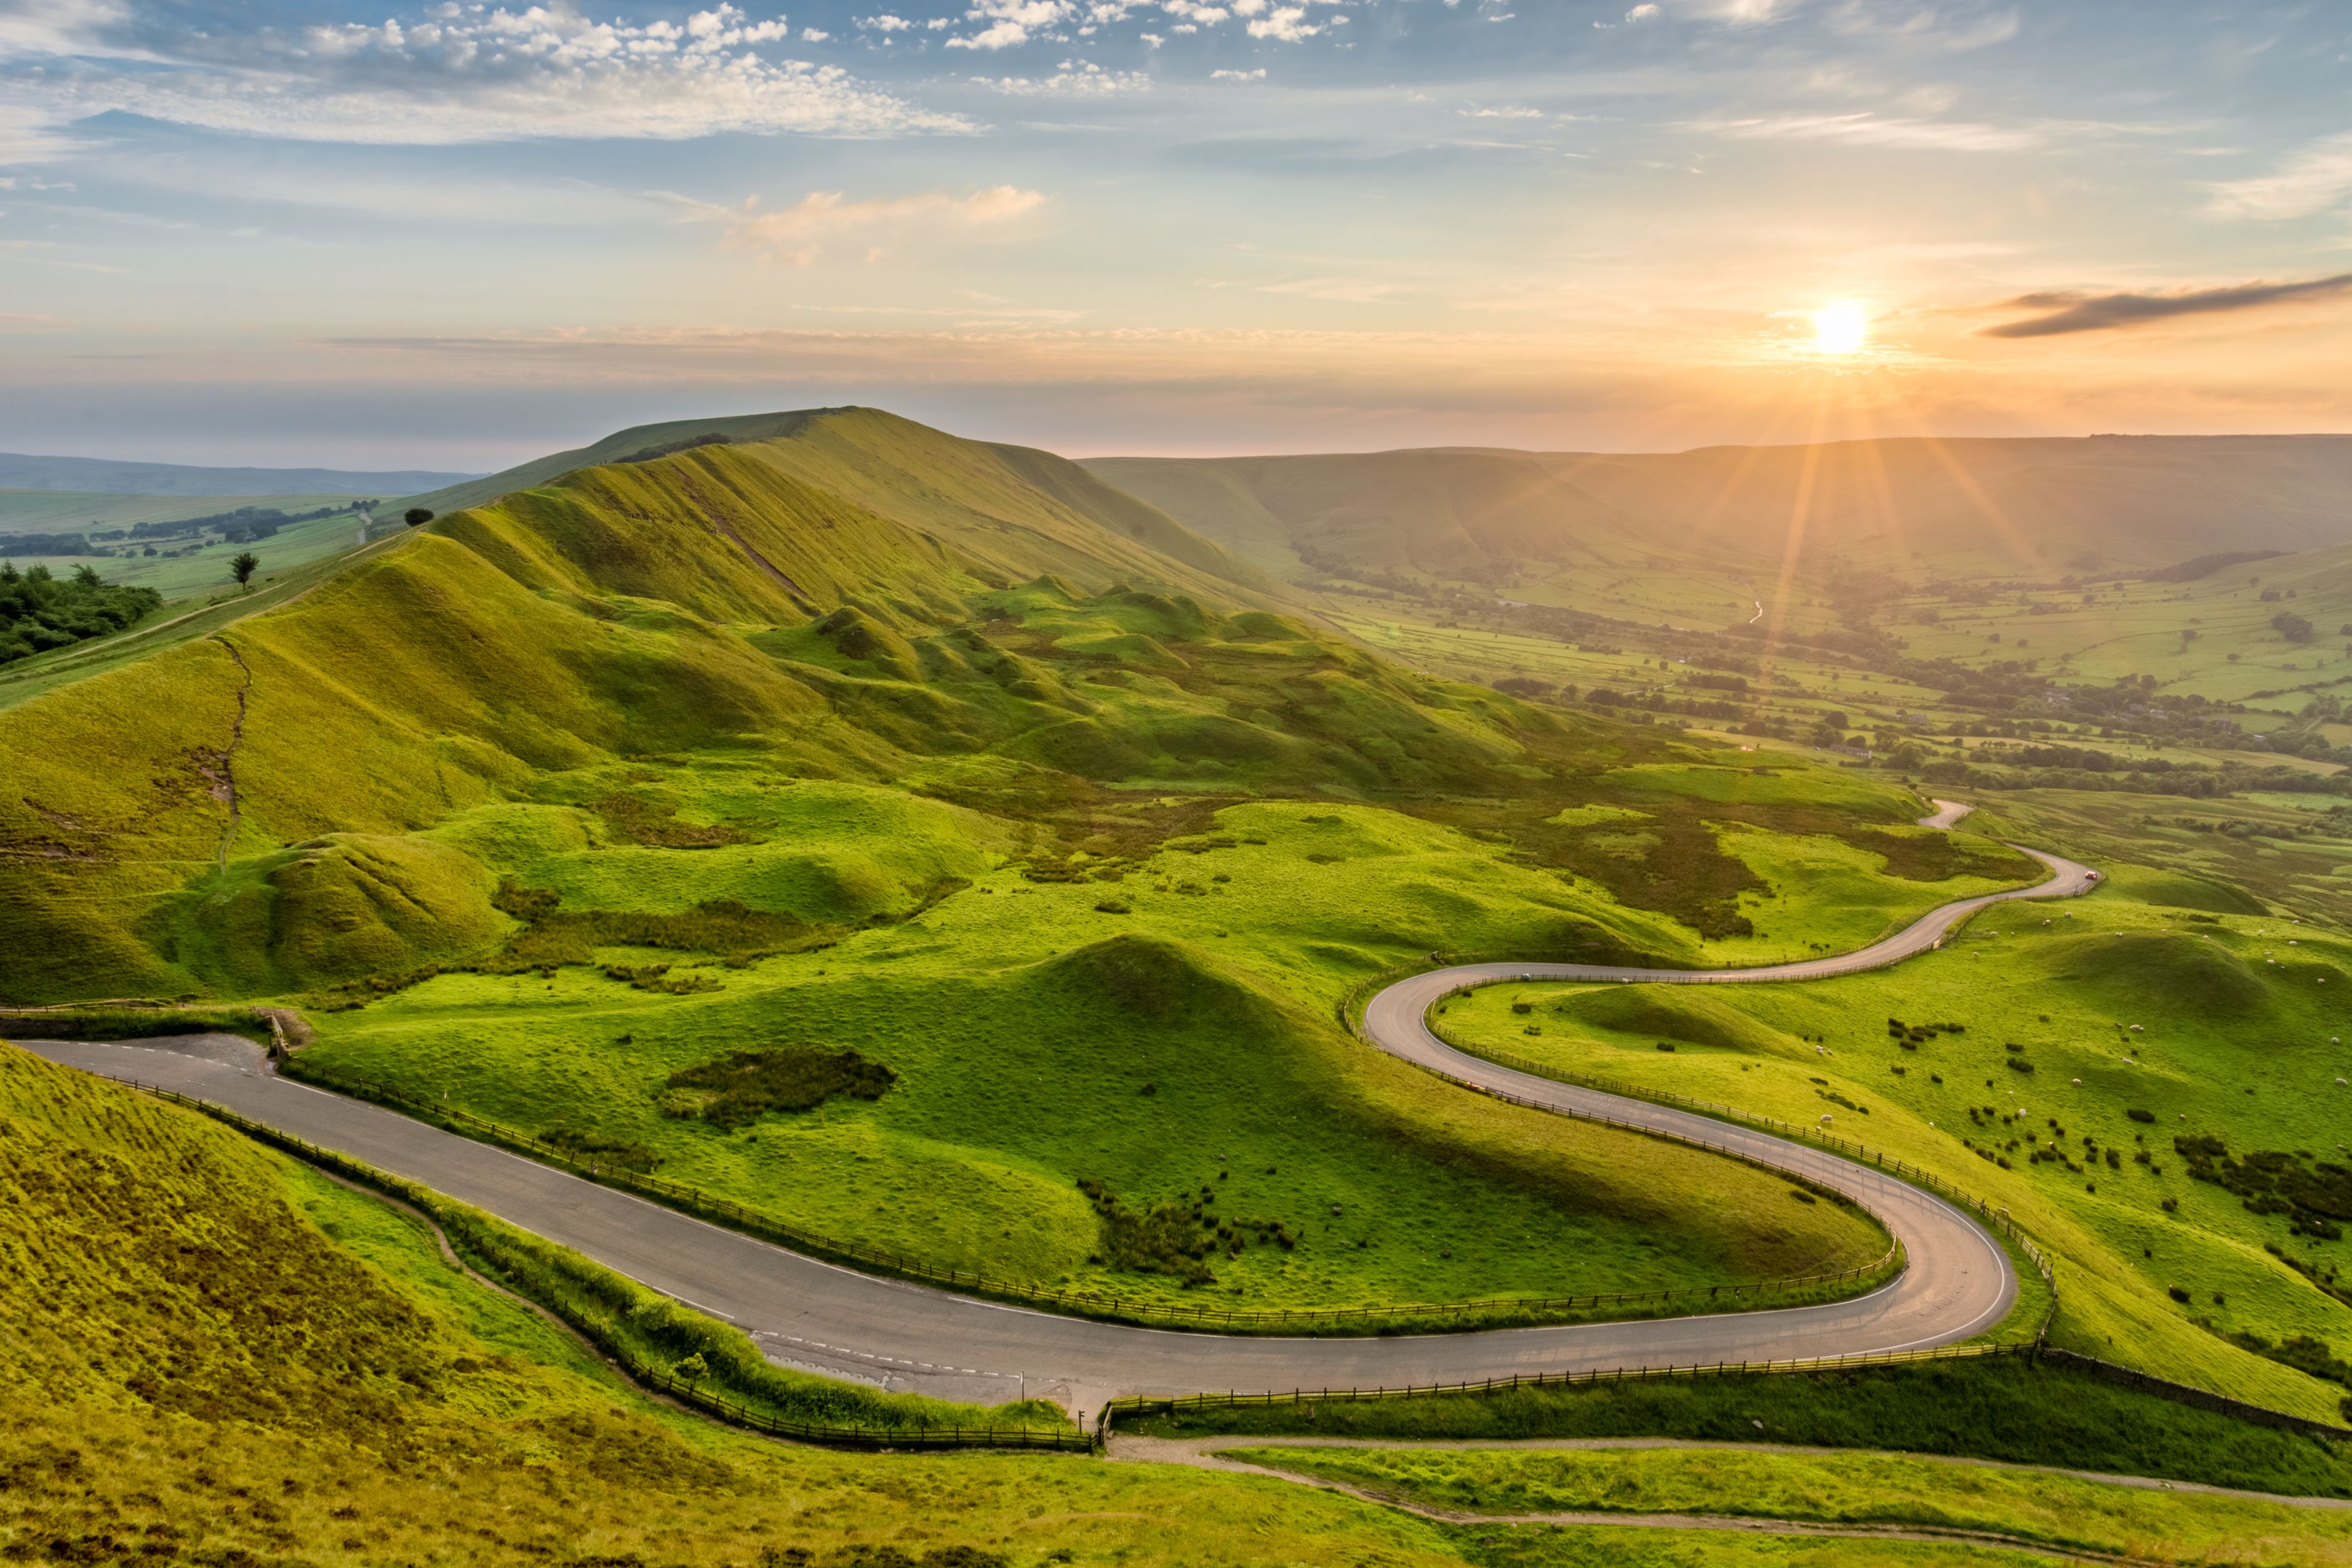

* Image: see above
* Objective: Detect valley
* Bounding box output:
[4,408,2349,1568]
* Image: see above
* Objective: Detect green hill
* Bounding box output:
[0,404,1999,1320]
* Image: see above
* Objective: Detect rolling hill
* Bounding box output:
[1090,433,2352,583]
[0,402,1999,1324]
[0,451,474,496]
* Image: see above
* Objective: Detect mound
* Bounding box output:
[1551,986,1795,1056]
[2045,931,2269,1019]
[2097,862,2269,916]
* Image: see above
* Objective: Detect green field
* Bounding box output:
[1433,884,2352,1421]
[0,488,374,533]
[1226,1442,2352,1565]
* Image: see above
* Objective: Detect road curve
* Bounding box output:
[16,810,2097,1419]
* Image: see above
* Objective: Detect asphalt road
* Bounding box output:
[18,806,2096,1421]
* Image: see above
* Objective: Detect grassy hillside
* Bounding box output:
[0,407,2005,1320]
[1435,888,2352,1423]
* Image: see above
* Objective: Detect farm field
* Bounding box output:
[0,488,375,534]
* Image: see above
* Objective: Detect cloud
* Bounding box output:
[946,0,1073,49]
[976,62,1151,94]
[801,27,830,40]
[1624,3,1662,18]
[688,184,1046,264]
[1460,106,1542,120]
[1980,273,2352,337]
[1244,4,1322,40]
[1210,67,1265,80]
[857,13,914,29]
[1700,112,2036,152]
[2206,132,2352,222]
[4,4,965,148]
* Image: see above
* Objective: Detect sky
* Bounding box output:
[1,0,2349,469]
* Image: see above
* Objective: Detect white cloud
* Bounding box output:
[686,184,1046,263]
[6,4,963,148]
[1210,67,1265,80]
[946,0,1074,49]
[1460,106,1542,119]
[2206,132,2352,222]
[802,27,831,40]
[0,0,132,59]
[976,62,1151,94]
[857,13,914,29]
[1701,112,2036,153]
[1245,4,1321,40]
[1624,3,1662,19]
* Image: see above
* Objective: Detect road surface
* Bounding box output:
[17,807,2095,1420]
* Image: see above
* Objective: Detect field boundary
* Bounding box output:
[276,1056,1905,1336]
[115,1076,1093,1454]
[2039,1348,2352,1442]
[1099,1342,2037,1434]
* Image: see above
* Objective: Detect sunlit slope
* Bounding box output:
[409,405,1284,608]
[0,424,1626,1002]
[1093,434,2352,580]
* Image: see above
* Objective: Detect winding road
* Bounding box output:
[17,804,2099,1422]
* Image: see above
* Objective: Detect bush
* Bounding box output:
[663,1046,897,1129]
[404,507,434,527]
[2127,1107,2155,1123]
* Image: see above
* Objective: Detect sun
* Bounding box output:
[1812,301,1869,355]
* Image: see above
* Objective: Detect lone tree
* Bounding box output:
[230,551,260,588]
[404,507,434,527]
[2272,609,2314,644]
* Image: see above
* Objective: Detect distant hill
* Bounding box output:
[1089,434,2352,581]
[0,452,477,497]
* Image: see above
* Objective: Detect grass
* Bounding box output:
[1227,1442,2352,1563]
[0,411,2015,1324]
[1121,1354,2352,1496]
[1434,888,2352,1423]
[0,1036,2002,1568]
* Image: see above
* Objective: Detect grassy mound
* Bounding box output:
[301,924,1890,1312]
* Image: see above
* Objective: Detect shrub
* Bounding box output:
[2127,1108,2156,1123]
[663,1046,896,1129]
[2168,1285,2191,1303]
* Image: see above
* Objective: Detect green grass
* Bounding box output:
[1229,1442,2352,1564]
[0,1033,2035,1568]
[295,858,1889,1312]
[1,411,2026,1323]
[1123,1354,2352,1496]
[1437,889,2352,1422]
